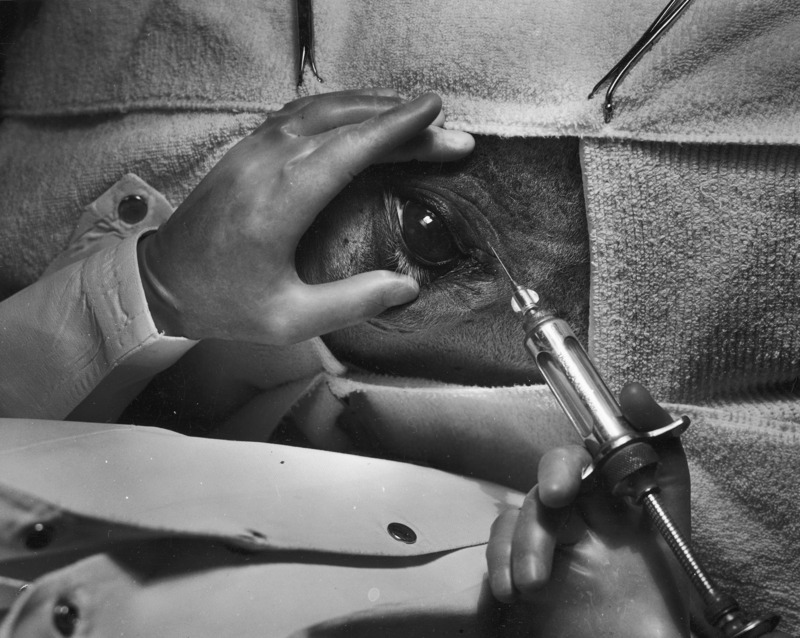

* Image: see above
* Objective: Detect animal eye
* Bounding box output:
[397,200,461,267]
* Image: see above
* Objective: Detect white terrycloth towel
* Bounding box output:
[1,0,799,144]
[581,139,800,403]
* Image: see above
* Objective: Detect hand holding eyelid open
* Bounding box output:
[138,90,475,344]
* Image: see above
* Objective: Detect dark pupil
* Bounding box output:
[399,201,459,266]
[52,600,79,636]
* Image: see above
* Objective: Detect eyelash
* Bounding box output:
[381,191,442,286]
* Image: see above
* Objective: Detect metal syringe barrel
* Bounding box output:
[520,306,649,474]
[514,291,781,637]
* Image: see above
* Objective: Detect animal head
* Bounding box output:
[297,135,589,385]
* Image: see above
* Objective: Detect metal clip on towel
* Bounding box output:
[490,246,781,638]
[588,0,694,122]
[297,0,323,86]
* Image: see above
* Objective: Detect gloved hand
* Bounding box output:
[487,382,692,636]
[138,89,474,344]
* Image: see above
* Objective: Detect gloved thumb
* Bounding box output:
[285,271,419,343]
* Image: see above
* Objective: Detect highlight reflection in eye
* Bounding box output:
[396,200,461,268]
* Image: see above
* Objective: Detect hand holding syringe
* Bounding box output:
[487,247,783,638]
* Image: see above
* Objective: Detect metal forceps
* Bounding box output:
[589,0,695,122]
[297,0,324,86]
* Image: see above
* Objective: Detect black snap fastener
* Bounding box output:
[117,194,148,224]
[387,522,416,544]
[52,599,79,637]
[24,522,55,550]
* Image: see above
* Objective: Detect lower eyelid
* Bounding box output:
[392,247,432,284]
[380,194,429,284]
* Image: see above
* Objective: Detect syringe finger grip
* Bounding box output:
[599,441,660,491]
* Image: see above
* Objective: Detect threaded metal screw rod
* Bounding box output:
[643,492,717,599]
[489,247,782,637]
[642,492,779,637]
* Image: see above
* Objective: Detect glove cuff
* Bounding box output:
[137,232,185,338]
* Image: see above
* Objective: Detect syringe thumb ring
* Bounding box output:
[597,440,661,500]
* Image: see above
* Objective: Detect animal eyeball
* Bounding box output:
[398,200,461,267]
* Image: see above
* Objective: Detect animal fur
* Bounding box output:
[297,135,589,386]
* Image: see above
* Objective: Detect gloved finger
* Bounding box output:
[268,88,401,118]
[617,381,691,528]
[281,94,411,136]
[291,93,443,219]
[511,486,570,600]
[486,508,521,604]
[381,126,475,164]
[618,382,675,432]
[272,271,420,344]
[618,381,687,481]
[537,445,592,509]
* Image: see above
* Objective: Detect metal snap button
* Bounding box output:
[117,194,148,224]
[52,599,79,637]
[387,522,417,544]
[24,522,55,550]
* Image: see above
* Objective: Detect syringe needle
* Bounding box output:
[489,245,520,287]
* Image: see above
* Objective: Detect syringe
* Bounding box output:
[491,247,781,638]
